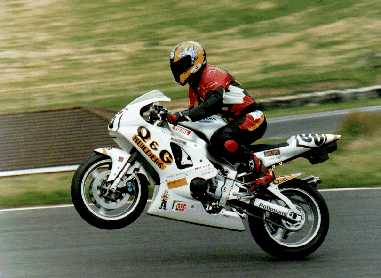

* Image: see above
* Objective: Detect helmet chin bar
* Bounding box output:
[179,71,191,86]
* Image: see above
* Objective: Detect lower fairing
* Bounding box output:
[147,183,246,231]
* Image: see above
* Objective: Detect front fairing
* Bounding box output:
[128,90,171,107]
[107,89,216,178]
[109,90,171,131]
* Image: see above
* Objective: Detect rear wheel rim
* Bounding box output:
[263,188,321,248]
[80,159,142,221]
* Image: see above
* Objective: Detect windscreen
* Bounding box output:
[129,90,168,105]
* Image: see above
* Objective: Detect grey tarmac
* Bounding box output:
[264,105,381,138]
[1,107,381,277]
[0,189,381,278]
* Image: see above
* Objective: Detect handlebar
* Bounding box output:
[148,104,168,124]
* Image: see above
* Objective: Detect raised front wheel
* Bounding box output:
[71,152,148,229]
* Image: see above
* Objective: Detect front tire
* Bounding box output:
[248,182,329,259]
[71,152,148,229]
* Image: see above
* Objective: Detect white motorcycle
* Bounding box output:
[71,90,340,259]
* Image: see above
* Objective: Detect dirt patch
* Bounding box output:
[23,0,58,9]
[255,1,277,10]
[213,16,381,75]
[345,139,374,151]
[307,19,355,36]
[176,1,241,9]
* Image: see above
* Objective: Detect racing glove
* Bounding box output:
[167,112,190,125]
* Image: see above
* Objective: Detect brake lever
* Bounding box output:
[158,108,168,121]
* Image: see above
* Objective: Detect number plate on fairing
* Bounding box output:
[296,134,327,148]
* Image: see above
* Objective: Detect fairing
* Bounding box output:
[102,91,339,231]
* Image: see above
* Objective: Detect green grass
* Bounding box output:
[0,172,155,208]
[0,0,380,114]
[275,112,381,188]
[0,112,380,208]
[0,172,72,208]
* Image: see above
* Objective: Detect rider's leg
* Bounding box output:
[210,113,274,191]
[237,111,275,190]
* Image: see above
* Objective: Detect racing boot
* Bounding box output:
[247,153,275,193]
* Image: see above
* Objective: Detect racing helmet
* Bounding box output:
[169,41,206,86]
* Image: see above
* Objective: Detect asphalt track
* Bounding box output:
[1,106,381,278]
[265,105,381,138]
[1,189,381,278]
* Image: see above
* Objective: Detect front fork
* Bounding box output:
[94,147,137,193]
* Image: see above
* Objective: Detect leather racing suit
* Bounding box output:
[171,64,274,190]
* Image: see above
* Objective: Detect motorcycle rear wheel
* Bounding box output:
[71,152,148,229]
[248,182,329,259]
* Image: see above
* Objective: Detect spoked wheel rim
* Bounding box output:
[263,188,321,248]
[80,159,142,221]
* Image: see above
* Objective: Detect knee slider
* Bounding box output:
[224,139,239,154]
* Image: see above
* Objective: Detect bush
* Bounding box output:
[340,112,381,139]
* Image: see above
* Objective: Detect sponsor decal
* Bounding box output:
[264,149,280,157]
[273,174,298,185]
[171,137,187,145]
[200,116,220,122]
[132,126,173,170]
[258,202,287,217]
[173,125,192,136]
[172,201,187,212]
[167,178,188,189]
[132,134,166,169]
[193,165,210,171]
[159,190,169,210]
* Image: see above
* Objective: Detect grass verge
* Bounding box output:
[0,172,72,208]
[0,0,380,114]
[276,112,381,187]
[0,112,380,208]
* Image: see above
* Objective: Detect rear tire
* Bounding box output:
[248,182,329,259]
[71,152,148,229]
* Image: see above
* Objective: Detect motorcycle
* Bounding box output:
[71,90,340,259]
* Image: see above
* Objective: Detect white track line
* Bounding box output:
[0,165,79,177]
[0,204,74,213]
[1,187,380,213]
[269,105,381,123]
[319,187,381,192]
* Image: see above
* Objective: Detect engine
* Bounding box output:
[189,178,211,202]
[190,173,226,199]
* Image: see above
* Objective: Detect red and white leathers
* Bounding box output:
[170,64,275,191]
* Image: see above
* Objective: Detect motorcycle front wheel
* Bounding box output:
[248,182,329,259]
[71,152,148,229]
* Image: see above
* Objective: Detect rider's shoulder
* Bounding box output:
[199,64,232,92]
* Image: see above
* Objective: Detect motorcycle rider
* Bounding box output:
[167,41,274,192]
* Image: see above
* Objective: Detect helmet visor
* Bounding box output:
[170,55,192,83]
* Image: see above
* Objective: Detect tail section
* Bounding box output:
[255,133,341,167]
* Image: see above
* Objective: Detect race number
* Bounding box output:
[296,133,327,148]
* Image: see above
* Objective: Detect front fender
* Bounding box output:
[94,147,131,182]
[94,147,154,187]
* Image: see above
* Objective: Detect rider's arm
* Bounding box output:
[182,88,223,121]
